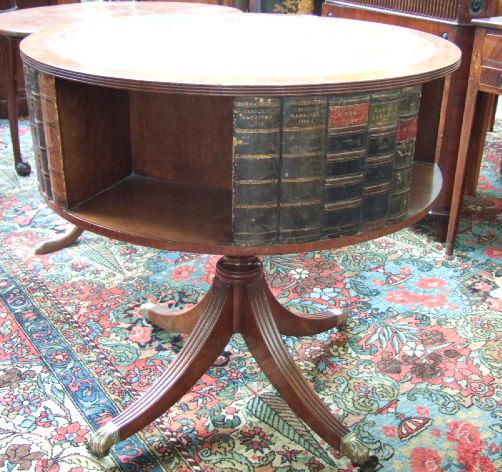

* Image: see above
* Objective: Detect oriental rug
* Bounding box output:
[0,118,500,471]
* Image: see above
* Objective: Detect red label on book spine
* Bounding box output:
[398,116,418,141]
[329,103,369,129]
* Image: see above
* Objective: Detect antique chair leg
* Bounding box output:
[1,37,31,176]
[34,225,84,255]
[140,292,208,334]
[263,283,348,336]
[242,279,378,470]
[87,280,233,458]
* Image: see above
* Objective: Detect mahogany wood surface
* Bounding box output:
[464,92,498,195]
[1,1,236,117]
[21,13,460,96]
[446,17,502,254]
[34,224,83,254]
[44,162,442,256]
[1,1,240,176]
[130,92,234,192]
[321,0,499,24]
[56,78,132,208]
[0,1,240,37]
[0,0,52,118]
[142,282,348,336]
[1,35,30,174]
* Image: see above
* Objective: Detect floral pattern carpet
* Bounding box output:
[0,118,501,472]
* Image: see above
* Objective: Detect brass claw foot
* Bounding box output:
[87,421,120,458]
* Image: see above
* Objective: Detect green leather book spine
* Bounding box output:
[324,94,369,238]
[24,64,52,200]
[233,97,281,245]
[362,89,401,231]
[279,97,327,243]
[389,85,421,224]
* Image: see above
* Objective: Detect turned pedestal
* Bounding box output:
[87,256,379,469]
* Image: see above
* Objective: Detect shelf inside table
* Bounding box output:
[47,162,441,255]
[68,175,232,249]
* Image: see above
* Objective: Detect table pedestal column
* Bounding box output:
[87,255,379,471]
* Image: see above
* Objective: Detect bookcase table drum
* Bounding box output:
[20,13,460,470]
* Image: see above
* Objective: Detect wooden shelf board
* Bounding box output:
[47,162,441,256]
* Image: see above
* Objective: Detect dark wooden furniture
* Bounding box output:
[20,12,459,469]
[446,16,502,253]
[321,0,500,243]
[0,2,239,254]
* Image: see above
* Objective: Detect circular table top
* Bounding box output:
[0,1,240,38]
[21,12,461,96]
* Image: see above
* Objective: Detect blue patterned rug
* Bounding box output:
[0,118,501,471]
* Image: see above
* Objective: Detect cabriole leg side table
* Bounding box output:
[20,12,460,471]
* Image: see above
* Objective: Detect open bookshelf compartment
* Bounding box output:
[56,78,132,208]
[53,79,235,245]
[58,161,440,255]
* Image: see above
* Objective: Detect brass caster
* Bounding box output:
[87,421,120,458]
[336,309,349,330]
[139,302,156,322]
[359,455,381,472]
[340,431,375,468]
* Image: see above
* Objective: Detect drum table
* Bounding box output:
[20,12,460,470]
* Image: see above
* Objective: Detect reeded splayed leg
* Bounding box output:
[1,37,31,176]
[140,291,209,335]
[263,283,348,336]
[241,276,377,469]
[87,279,233,458]
[34,225,84,255]
[87,255,379,470]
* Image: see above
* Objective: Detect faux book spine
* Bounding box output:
[279,97,327,243]
[363,89,401,231]
[324,94,369,237]
[24,65,52,200]
[233,98,281,245]
[389,85,421,224]
[231,86,421,246]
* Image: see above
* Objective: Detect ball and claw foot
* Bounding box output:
[341,432,380,471]
[15,160,31,176]
[87,422,120,459]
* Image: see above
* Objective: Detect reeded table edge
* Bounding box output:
[43,162,442,256]
[19,13,462,96]
[21,53,460,97]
